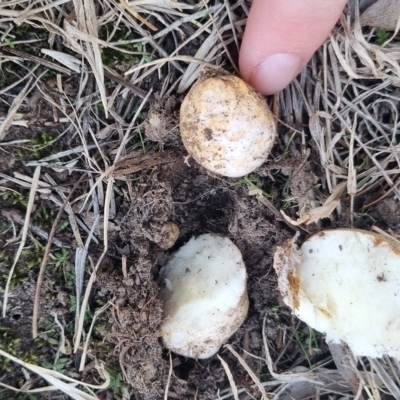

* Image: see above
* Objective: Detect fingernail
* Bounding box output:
[250,53,303,95]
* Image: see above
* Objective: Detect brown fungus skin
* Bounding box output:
[180,72,276,178]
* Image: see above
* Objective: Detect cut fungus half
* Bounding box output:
[274,229,400,358]
[159,233,248,359]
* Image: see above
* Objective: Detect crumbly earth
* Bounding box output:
[0,90,395,399]
[0,61,398,400]
[0,85,289,399]
[92,153,294,398]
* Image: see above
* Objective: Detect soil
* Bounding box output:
[1,82,395,399]
[94,148,297,399]
[0,85,318,399]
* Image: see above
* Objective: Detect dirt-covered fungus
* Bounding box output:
[273,229,400,358]
[159,233,248,359]
[180,72,276,178]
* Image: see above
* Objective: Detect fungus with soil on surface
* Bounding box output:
[273,229,400,358]
[179,71,276,178]
[159,233,248,359]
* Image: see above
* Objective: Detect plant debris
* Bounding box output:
[1,1,400,399]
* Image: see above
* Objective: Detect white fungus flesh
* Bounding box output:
[159,233,248,359]
[180,72,276,178]
[273,229,400,358]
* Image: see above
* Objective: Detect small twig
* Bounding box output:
[104,66,154,101]
[32,174,85,338]
[1,47,71,75]
[3,167,41,317]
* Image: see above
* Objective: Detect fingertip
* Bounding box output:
[239,0,347,94]
[249,53,304,95]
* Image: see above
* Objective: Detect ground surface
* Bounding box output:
[1,1,400,400]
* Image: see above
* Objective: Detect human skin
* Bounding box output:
[239,0,348,95]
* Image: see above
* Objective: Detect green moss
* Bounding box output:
[100,24,138,67]
[1,190,28,207]
[99,23,152,69]
[0,62,19,88]
[16,132,57,160]
[0,241,45,288]
[376,28,390,45]
[8,23,48,55]
[34,206,55,228]
[0,329,39,373]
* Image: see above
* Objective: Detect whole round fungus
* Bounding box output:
[179,72,276,178]
[159,233,248,359]
[273,229,400,358]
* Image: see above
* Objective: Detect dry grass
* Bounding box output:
[284,9,400,223]
[1,0,400,399]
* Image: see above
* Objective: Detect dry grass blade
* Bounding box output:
[372,226,400,243]
[164,352,173,400]
[224,344,271,400]
[53,313,71,356]
[113,150,177,177]
[124,55,216,76]
[41,49,82,73]
[262,316,321,384]
[79,301,111,371]
[114,89,153,163]
[177,3,225,92]
[328,343,362,397]
[32,174,85,338]
[347,117,358,227]
[0,76,34,142]
[1,209,65,248]
[177,30,218,93]
[2,47,72,75]
[217,355,240,400]
[280,181,347,226]
[75,214,99,332]
[103,66,151,100]
[66,0,108,116]
[3,166,41,317]
[0,348,109,400]
[120,0,157,31]
[74,179,114,353]
[27,143,108,164]
[368,358,400,399]
[0,172,51,193]
[49,198,84,246]
[0,0,70,18]
[203,0,238,74]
